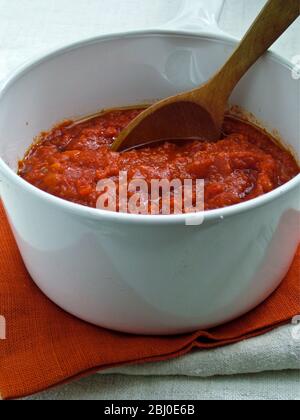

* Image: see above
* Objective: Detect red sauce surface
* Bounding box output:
[19,108,299,213]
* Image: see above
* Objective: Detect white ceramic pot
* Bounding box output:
[0,0,299,335]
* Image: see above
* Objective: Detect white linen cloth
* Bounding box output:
[101,325,300,378]
[27,370,300,400]
[25,325,299,400]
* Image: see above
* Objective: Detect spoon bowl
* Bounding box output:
[111,95,221,152]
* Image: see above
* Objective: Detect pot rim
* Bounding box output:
[0,29,299,225]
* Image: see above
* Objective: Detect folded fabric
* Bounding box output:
[0,202,299,400]
[102,324,300,378]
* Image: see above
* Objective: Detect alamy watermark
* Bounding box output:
[0,315,6,340]
[291,55,300,80]
[96,171,205,225]
[291,315,300,342]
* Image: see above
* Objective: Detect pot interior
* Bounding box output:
[0,33,299,171]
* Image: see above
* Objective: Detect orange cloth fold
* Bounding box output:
[0,203,299,400]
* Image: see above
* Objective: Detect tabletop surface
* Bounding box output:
[0,0,299,400]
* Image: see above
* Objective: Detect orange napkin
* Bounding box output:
[0,203,299,400]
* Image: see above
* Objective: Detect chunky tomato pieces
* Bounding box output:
[19,108,299,212]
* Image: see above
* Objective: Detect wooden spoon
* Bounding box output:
[112,0,299,152]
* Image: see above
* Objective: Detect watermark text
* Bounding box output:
[291,55,300,80]
[96,171,205,225]
[0,315,6,340]
[291,315,300,341]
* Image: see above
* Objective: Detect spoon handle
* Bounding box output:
[211,0,300,96]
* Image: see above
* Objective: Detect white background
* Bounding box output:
[0,0,299,400]
[0,0,299,81]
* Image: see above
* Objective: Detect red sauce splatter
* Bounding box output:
[18,108,299,213]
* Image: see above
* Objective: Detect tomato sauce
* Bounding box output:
[18,108,299,213]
